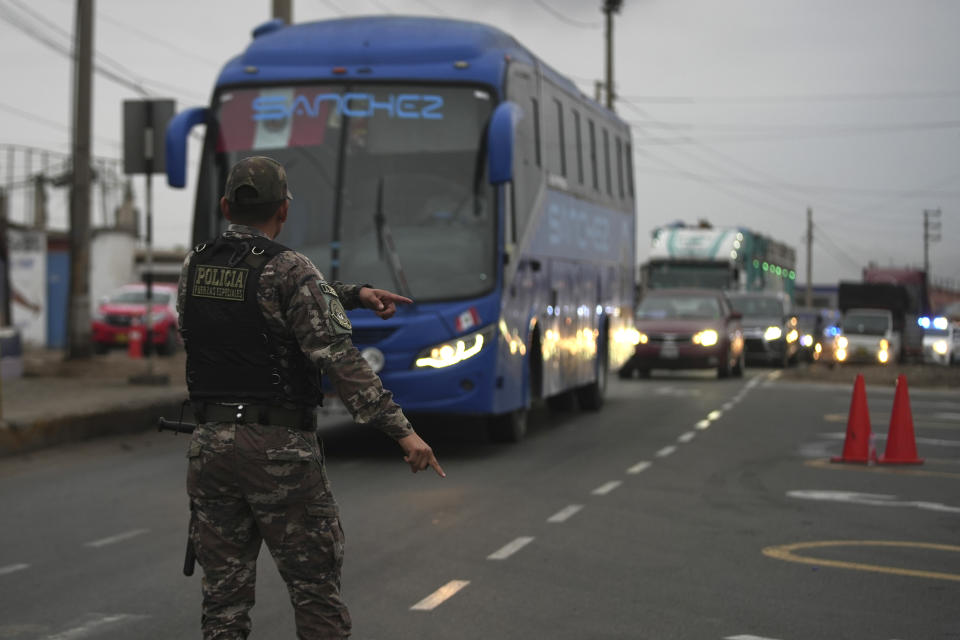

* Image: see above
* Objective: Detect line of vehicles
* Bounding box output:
[620,226,959,378]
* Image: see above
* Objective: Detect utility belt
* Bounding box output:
[193,401,316,431]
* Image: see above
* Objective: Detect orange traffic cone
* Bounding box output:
[128,326,143,359]
[831,374,876,463]
[879,375,924,465]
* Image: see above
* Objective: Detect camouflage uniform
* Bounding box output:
[178,219,413,639]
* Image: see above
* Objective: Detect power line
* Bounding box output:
[0,1,205,103]
[618,90,960,104]
[0,101,121,148]
[317,0,347,16]
[95,7,221,68]
[631,164,960,199]
[412,0,448,16]
[532,0,602,29]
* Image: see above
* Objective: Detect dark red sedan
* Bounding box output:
[619,289,745,379]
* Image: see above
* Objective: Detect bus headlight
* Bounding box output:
[614,328,646,346]
[414,326,494,369]
[692,329,718,347]
[836,336,848,349]
[785,329,799,343]
[764,326,782,341]
[878,349,889,364]
[836,348,847,361]
[800,334,813,347]
[933,340,948,355]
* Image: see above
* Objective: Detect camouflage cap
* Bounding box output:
[224,156,294,204]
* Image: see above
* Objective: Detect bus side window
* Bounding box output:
[625,140,635,198]
[553,98,566,178]
[589,120,598,191]
[603,128,612,196]
[506,62,541,244]
[616,136,625,200]
[573,109,584,186]
[531,97,541,168]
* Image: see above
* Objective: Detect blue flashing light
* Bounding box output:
[825,326,841,337]
[918,316,931,329]
[933,316,948,330]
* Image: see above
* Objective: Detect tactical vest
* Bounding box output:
[181,235,323,409]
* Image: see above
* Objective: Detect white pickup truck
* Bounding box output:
[837,308,901,365]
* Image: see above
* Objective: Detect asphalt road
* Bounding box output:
[0,368,958,639]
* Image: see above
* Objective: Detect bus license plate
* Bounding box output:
[660,342,678,359]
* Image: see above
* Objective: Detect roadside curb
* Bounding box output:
[0,399,189,457]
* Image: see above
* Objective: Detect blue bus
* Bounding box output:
[166,16,637,441]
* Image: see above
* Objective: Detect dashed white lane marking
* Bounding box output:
[768,370,783,380]
[84,529,150,548]
[592,480,623,496]
[722,401,735,411]
[410,580,470,611]
[627,461,652,474]
[677,431,696,443]
[695,419,711,430]
[656,445,677,458]
[725,635,783,640]
[707,410,722,421]
[41,614,148,640]
[488,537,535,560]
[547,505,584,523]
[0,563,29,576]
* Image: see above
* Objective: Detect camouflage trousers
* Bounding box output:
[187,422,351,639]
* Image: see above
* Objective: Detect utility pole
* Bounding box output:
[805,207,813,308]
[67,0,94,359]
[602,0,622,111]
[272,0,292,23]
[923,208,941,277]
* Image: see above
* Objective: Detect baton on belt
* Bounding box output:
[158,417,196,434]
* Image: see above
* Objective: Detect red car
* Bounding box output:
[619,288,745,379]
[91,283,181,355]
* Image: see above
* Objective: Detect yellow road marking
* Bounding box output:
[763,540,960,582]
[805,457,960,479]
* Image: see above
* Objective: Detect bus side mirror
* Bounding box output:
[166,107,209,188]
[487,101,521,185]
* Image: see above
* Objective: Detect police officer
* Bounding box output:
[178,156,444,639]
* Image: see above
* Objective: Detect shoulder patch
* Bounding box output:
[319,281,338,297]
[329,299,352,331]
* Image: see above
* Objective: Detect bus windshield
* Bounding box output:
[209,83,496,301]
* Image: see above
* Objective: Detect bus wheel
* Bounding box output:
[487,409,528,443]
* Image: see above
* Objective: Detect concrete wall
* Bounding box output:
[90,229,137,312]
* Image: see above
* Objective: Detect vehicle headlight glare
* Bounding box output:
[414,326,492,369]
[836,336,848,349]
[764,326,782,341]
[933,339,948,355]
[836,348,847,361]
[878,350,889,364]
[786,329,799,343]
[693,329,718,346]
[800,334,813,347]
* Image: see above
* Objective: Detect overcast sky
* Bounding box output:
[0,0,957,286]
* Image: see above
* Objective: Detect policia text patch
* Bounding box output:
[192,265,249,301]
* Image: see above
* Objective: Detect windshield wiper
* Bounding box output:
[373,178,413,299]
